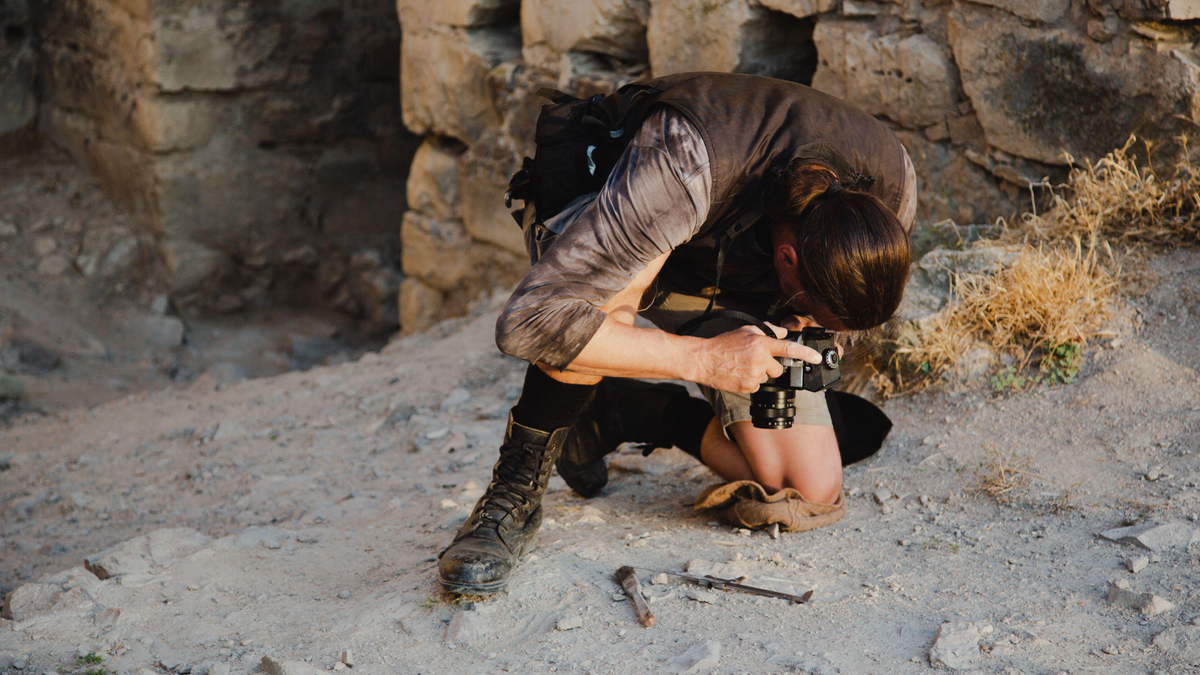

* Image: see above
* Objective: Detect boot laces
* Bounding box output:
[475,437,551,533]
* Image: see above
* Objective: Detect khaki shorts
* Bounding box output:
[639,279,833,435]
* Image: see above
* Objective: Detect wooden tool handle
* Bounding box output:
[622,578,655,627]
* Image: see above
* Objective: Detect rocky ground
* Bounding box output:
[1,243,1199,675]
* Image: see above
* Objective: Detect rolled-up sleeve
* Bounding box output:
[496,108,712,368]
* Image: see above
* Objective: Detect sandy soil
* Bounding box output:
[1,243,1198,675]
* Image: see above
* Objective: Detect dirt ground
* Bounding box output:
[1,239,1199,675]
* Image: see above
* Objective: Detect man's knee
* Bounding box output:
[733,423,842,504]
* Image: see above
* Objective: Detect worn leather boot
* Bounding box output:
[557,378,689,498]
[439,414,569,595]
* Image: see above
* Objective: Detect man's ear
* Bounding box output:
[774,242,799,274]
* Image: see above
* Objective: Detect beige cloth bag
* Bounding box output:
[695,481,846,532]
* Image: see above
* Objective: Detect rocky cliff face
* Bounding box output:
[30,0,419,330]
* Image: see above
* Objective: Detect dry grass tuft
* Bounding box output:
[906,239,1115,372]
[1016,136,1200,246]
[870,134,1196,394]
[969,447,1040,502]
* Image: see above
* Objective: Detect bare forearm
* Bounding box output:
[550,316,705,382]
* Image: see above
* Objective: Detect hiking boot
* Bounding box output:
[556,378,689,498]
[438,414,569,595]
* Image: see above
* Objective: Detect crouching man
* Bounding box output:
[439,72,917,595]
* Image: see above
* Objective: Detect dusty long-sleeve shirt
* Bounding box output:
[495,108,917,369]
[496,108,713,367]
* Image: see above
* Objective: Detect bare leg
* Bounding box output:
[700,419,842,504]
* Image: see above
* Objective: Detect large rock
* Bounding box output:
[398,276,446,333]
[401,25,521,144]
[812,22,958,129]
[401,212,526,293]
[522,0,650,61]
[458,131,526,256]
[648,0,818,83]
[407,137,464,222]
[399,278,444,335]
[949,4,1200,165]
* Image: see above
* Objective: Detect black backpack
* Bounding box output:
[505,85,663,226]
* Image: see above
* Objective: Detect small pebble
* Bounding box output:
[1146,469,1160,481]
[686,588,718,604]
[1102,644,1119,655]
[1126,556,1149,574]
[339,650,354,667]
[651,573,671,585]
[337,591,351,599]
[898,539,911,546]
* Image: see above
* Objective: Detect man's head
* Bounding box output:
[767,163,911,331]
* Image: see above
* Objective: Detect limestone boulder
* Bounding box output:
[149,5,287,92]
[401,25,521,144]
[458,131,526,256]
[399,277,445,335]
[648,0,817,82]
[949,4,1200,165]
[407,138,464,221]
[401,213,489,292]
[812,21,957,129]
[521,0,650,61]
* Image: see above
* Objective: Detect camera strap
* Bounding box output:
[676,308,774,338]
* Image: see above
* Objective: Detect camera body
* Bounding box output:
[750,327,841,429]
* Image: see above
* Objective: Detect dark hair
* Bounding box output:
[766,163,911,330]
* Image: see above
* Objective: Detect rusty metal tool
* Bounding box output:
[665,571,814,605]
[613,565,655,627]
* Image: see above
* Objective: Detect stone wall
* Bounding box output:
[395,0,1200,334]
[30,0,419,330]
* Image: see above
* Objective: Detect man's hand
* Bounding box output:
[694,323,824,394]
[780,315,844,358]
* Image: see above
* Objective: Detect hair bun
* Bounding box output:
[823,182,845,197]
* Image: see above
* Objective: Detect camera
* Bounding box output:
[750,327,841,429]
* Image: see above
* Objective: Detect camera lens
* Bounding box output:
[823,348,839,369]
[750,386,796,429]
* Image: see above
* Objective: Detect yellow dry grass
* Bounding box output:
[969,446,1040,502]
[1016,136,1200,246]
[871,134,1200,393]
[895,238,1116,381]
